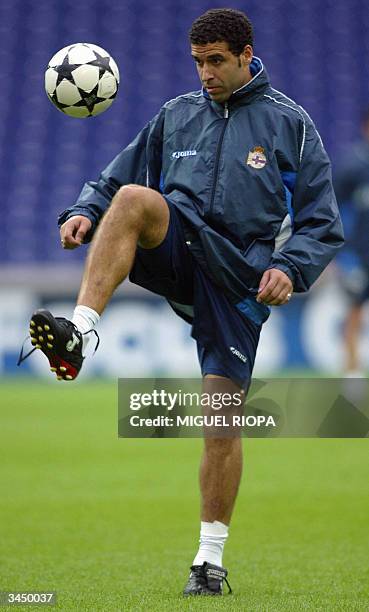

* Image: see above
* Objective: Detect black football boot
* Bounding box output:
[18,309,98,380]
[183,562,232,596]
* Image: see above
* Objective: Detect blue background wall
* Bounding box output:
[1,0,369,376]
[1,0,369,264]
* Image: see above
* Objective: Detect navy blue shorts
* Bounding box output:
[129,200,261,388]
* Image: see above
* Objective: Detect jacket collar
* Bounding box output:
[202,57,269,108]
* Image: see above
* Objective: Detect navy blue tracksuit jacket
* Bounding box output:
[59,57,344,314]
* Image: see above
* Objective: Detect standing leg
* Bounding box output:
[184,374,244,596]
[193,375,244,566]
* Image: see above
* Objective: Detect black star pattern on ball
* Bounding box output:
[47,91,66,109]
[74,83,106,113]
[87,51,114,79]
[53,53,81,87]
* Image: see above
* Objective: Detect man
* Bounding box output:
[334,108,369,376]
[21,9,343,595]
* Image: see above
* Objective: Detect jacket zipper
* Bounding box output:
[209,102,229,212]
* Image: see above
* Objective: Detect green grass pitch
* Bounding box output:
[0,380,368,611]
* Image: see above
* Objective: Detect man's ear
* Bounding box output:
[241,45,253,67]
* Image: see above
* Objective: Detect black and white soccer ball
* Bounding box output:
[45,43,120,118]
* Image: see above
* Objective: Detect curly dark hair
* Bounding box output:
[189,8,254,56]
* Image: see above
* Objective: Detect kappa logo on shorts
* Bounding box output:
[230,346,247,363]
[171,150,197,159]
[246,146,267,169]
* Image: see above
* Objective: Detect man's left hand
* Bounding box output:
[256,268,293,305]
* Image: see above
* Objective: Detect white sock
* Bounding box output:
[72,305,100,355]
[192,521,229,567]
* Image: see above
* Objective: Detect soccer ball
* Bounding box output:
[45,43,120,118]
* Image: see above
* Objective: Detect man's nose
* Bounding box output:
[201,65,214,82]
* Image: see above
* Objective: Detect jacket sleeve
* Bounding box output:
[268,116,345,292]
[57,108,165,239]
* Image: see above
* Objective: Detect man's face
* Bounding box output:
[191,40,253,103]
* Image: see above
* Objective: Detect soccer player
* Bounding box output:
[21,9,343,595]
[334,107,369,376]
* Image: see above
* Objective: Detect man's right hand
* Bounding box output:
[60,215,92,249]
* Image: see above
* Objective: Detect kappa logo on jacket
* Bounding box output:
[247,146,267,169]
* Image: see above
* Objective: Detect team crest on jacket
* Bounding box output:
[247,146,267,169]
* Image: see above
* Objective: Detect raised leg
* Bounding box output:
[77,185,170,314]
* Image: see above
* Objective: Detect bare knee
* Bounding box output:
[112,184,146,218]
[104,185,149,237]
[204,437,241,459]
[117,184,146,201]
[108,184,169,248]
